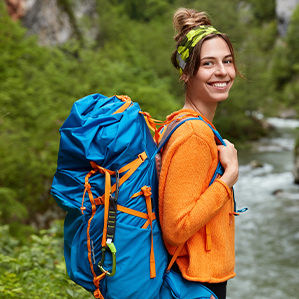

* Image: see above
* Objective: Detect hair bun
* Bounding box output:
[173,8,212,41]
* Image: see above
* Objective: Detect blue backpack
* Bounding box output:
[51,93,237,299]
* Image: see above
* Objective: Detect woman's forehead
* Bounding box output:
[200,36,232,59]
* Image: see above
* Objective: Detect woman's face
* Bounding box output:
[187,36,236,105]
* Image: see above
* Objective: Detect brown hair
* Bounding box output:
[171,8,241,82]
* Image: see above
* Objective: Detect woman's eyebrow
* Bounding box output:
[201,54,232,61]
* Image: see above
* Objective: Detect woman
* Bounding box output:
[159,8,240,299]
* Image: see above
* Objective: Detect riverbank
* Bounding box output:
[228,117,299,299]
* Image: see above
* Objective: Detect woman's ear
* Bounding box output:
[181,73,189,83]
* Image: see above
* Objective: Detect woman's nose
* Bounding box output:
[215,63,227,76]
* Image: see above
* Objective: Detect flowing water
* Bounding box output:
[227,118,299,299]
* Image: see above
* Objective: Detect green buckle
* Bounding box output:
[98,242,116,277]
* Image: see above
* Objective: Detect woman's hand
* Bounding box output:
[217,139,239,188]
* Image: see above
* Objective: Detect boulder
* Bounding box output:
[250,160,264,169]
[279,109,297,119]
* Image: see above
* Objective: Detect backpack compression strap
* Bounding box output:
[113,95,132,114]
[81,165,114,299]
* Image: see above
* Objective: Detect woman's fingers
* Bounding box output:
[217,139,239,188]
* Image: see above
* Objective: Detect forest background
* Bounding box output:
[1,0,299,297]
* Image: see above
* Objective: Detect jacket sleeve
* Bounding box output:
[161,133,232,246]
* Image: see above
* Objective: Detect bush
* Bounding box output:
[0,221,93,299]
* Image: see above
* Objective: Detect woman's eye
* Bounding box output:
[202,61,213,66]
[224,59,233,64]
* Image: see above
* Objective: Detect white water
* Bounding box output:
[227,119,299,299]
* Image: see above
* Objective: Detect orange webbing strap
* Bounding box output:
[81,168,106,297]
[143,113,156,132]
[115,95,131,102]
[130,189,157,229]
[102,169,112,248]
[134,186,155,278]
[205,223,212,251]
[139,111,173,144]
[113,95,132,114]
[167,243,185,271]
[140,111,167,128]
[93,273,106,299]
[117,152,147,189]
[141,216,155,229]
[117,205,156,229]
[129,186,156,278]
[82,164,112,247]
[81,164,115,299]
[94,152,148,205]
[81,168,98,214]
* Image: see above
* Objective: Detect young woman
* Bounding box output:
[159,8,240,299]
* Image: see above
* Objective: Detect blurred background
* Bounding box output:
[0,0,298,298]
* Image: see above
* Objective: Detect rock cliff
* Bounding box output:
[4,0,99,46]
[276,0,299,36]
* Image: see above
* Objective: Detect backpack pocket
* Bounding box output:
[101,221,167,299]
[159,270,218,299]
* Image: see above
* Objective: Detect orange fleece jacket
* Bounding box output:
[159,109,236,283]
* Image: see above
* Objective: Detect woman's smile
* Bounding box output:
[208,81,231,89]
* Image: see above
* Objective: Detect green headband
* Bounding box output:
[176,25,220,75]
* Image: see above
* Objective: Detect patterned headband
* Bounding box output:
[176,25,220,75]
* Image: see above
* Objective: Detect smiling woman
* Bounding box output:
[158,7,242,299]
[186,37,236,121]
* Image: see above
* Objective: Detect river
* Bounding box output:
[227,118,299,299]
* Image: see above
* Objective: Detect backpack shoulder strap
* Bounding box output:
[157,115,225,153]
[158,115,227,269]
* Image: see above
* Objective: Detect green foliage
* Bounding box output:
[111,0,172,21]
[0,221,93,298]
[270,4,299,113]
[245,0,276,23]
[0,5,75,225]
[271,44,292,88]
[285,4,299,67]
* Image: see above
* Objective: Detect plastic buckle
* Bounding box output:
[138,152,147,162]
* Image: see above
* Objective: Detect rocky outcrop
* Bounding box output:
[4,0,99,46]
[276,0,299,36]
[4,0,25,20]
